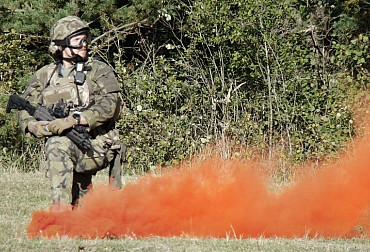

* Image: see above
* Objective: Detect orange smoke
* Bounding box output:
[27,137,370,239]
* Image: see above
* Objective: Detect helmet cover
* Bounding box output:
[49,16,90,54]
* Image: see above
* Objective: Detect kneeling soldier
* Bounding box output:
[18,16,124,207]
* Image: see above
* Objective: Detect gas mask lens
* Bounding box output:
[66,30,91,49]
[69,38,89,49]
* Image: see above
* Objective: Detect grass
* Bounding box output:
[0,168,369,252]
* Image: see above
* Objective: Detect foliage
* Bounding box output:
[0,31,47,171]
[0,0,74,35]
[117,55,216,172]
[0,0,368,173]
[152,0,362,162]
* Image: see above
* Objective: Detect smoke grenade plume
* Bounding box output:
[27,133,370,239]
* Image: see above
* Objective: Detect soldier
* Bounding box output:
[18,16,124,208]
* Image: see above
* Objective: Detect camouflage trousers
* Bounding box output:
[45,135,116,205]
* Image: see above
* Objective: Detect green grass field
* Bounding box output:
[0,168,369,252]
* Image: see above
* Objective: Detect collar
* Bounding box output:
[56,61,92,78]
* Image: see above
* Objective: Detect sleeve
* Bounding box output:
[80,62,121,130]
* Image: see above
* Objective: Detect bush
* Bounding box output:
[151,0,357,162]
[0,0,368,174]
[0,31,48,171]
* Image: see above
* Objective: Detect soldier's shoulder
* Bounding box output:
[88,57,110,68]
[34,62,58,82]
[88,58,115,77]
[36,62,58,74]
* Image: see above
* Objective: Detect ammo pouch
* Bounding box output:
[109,143,126,189]
[41,73,92,109]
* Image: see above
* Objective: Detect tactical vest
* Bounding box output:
[41,62,93,114]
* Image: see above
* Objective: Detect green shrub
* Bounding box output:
[153,0,357,163]
[0,0,368,174]
[0,32,47,171]
[117,56,214,173]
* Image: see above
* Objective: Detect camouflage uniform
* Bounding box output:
[18,16,123,206]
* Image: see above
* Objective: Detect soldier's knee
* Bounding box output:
[46,136,72,152]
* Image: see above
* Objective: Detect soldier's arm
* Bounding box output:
[80,62,120,130]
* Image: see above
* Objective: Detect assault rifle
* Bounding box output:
[6,94,104,156]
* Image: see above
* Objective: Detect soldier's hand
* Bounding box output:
[48,114,77,135]
[27,121,53,138]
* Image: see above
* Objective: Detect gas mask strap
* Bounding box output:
[44,62,60,88]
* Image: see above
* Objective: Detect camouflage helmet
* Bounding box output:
[49,16,90,54]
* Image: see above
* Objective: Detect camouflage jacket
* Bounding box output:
[18,58,121,138]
